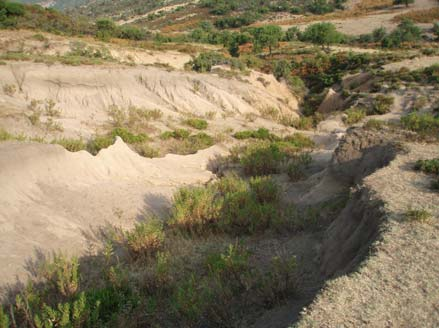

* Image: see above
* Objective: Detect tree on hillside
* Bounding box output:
[300,22,343,50]
[96,18,116,41]
[393,0,415,7]
[250,25,283,55]
[381,19,421,48]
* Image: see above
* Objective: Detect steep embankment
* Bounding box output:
[296,130,439,327]
[0,138,227,288]
[0,62,298,139]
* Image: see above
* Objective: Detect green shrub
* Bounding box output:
[52,138,86,152]
[220,190,278,234]
[185,118,208,130]
[160,129,191,140]
[188,132,214,149]
[381,19,421,48]
[170,175,281,235]
[233,128,277,140]
[364,119,385,130]
[372,95,394,114]
[38,254,79,297]
[0,306,9,328]
[401,112,439,136]
[259,255,298,306]
[110,127,148,144]
[87,135,114,155]
[240,142,286,176]
[249,176,280,204]
[171,185,221,234]
[126,219,165,258]
[291,116,314,130]
[283,133,315,149]
[134,143,159,158]
[287,153,313,182]
[414,158,439,175]
[0,128,13,141]
[300,22,344,49]
[189,52,227,72]
[344,107,366,125]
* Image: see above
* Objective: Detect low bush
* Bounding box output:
[170,175,281,235]
[381,19,422,48]
[160,129,191,140]
[414,158,439,190]
[232,133,314,177]
[233,128,277,141]
[126,219,165,259]
[400,112,439,137]
[52,138,86,152]
[87,135,114,155]
[240,142,287,176]
[184,118,208,130]
[134,143,159,158]
[171,185,221,234]
[287,153,313,182]
[372,95,394,115]
[364,119,386,130]
[291,116,314,130]
[344,107,366,125]
[110,127,149,144]
[414,158,439,175]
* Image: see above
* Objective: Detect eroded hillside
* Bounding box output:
[0,0,438,327]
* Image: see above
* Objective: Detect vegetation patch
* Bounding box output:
[401,113,439,138]
[344,107,366,125]
[405,207,432,223]
[233,133,314,177]
[414,158,439,190]
[1,173,321,327]
[184,118,208,130]
[393,8,439,24]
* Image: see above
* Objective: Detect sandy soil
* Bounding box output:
[117,0,200,25]
[277,0,438,35]
[383,55,439,72]
[0,29,193,69]
[0,61,298,139]
[297,142,439,327]
[0,137,228,289]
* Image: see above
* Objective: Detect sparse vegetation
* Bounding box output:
[184,118,208,130]
[415,158,439,190]
[52,138,86,152]
[2,83,16,96]
[401,112,439,137]
[236,133,314,176]
[405,207,432,223]
[344,107,366,125]
[372,95,394,115]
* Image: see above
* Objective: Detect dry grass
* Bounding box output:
[255,0,393,26]
[354,0,393,11]
[393,8,439,23]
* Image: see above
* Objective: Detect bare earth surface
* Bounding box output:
[0,61,298,139]
[296,143,439,327]
[278,0,438,35]
[0,138,227,288]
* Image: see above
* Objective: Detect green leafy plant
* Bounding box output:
[344,107,366,125]
[126,219,165,258]
[185,118,208,130]
[372,95,394,115]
